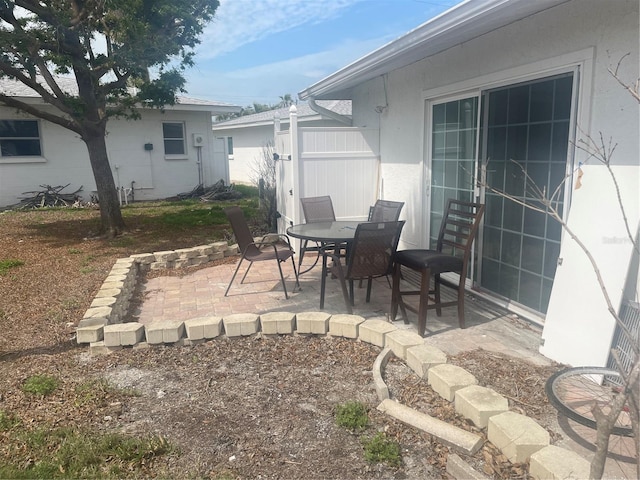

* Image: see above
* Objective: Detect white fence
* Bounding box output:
[275,108,380,236]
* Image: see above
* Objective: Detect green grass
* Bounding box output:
[0,410,21,431]
[362,432,402,467]
[0,428,173,479]
[0,259,24,275]
[335,401,369,431]
[22,375,59,396]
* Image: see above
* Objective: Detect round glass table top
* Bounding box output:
[286,221,363,243]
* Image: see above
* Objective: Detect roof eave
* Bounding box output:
[298,0,571,100]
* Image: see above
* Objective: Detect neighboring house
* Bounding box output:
[0,77,241,207]
[212,100,351,185]
[295,0,639,368]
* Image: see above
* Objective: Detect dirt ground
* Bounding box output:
[0,207,565,479]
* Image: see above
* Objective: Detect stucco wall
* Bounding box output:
[0,107,219,207]
[348,0,639,366]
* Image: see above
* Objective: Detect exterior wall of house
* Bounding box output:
[218,124,273,185]
[0,106,220,207]
[347,0,639,367]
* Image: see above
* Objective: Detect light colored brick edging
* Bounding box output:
[76,254,585,478]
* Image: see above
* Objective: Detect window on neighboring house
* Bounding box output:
[163,122,185,155]
[227,136,234,156]
[0,120,42,157]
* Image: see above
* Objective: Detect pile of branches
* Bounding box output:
[5,184,85,210]
[174,180,243,202]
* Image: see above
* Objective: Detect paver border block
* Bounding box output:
[455,385,509,428]
[223,313,259,337]
[184,316,223,340]
[295,311,331,334]
[329,314,364,338]
[260,312,296,335]
[378,399,483,455]
[487,411,549,463]
[373,348,394,401]
[406,344,447,378]
[77,324,104,344]
[446,453,490,480]
[103,323,145,346]
[529,445,591,480]
[358,318,397,347]
[145,321,185,344]
[429,364,478,401]
[385,329,424,359]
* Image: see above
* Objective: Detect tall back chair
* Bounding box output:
[224,206,299,299]
[368,199,405,222]
[298,196,337,273]
[390,199,485,336]
[321,221,405,312]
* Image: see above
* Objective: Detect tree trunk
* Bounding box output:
[83,130,126,237]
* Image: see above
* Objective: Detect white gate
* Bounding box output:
[275,106,380,237]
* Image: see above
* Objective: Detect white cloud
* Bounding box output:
[186,35,392,104]
[199,0,361,58]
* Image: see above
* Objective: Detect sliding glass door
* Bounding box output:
[427,73,575,315]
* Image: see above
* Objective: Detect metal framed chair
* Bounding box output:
[390,199,485,336]
[321,221,405,312]
[360,199,405,288]
[224,206,299,299]
[298,196,337,273]
[368,199,405,222]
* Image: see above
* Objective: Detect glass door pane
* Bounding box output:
[479,74,573,314]
[429,97,478,248]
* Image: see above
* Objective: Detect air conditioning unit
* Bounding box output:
[192,133,205,147]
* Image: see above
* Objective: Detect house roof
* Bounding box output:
[298,0,571,100]
[212,100,352,130]
[0,76,241,114]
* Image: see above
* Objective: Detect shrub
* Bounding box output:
[362,432,402,467]
[22,375,59,396]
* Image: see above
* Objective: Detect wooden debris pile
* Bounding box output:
[4,184,85,210]
[174,179,243,202]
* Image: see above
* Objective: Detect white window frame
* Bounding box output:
[162,121,187,158]
[0,119,45,163]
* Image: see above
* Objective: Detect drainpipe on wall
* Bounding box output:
[308,98,352,126]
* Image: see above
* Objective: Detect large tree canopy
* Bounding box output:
[0,0,219,236]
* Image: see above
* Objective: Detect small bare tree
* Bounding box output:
[477,61,639,478]
[250,142,278,232]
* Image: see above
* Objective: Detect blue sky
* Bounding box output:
[185,0,460,107]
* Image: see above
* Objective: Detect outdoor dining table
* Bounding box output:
[286,220,363,308]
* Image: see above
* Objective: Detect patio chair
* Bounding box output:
[390,199,485,336]
[321,221,405,313]
[360,199,405,288]
[298,195,337,273]
[224,206,299,299]
[368,199,405,222]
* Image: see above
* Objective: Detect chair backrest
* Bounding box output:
[436,199,485,266]
[369,199,405,222]
[224,206,261,256]
[346,221,405,279]
[300,196,336,223]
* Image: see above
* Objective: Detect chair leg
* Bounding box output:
[289,256,300,291]
[457,279,466,329]
[320,254,328,309]
[298,239,308,270]
[417,268,431,337]
[334,264,353,314]
[240,261,253,284]
[273,258,290,299]
[434,274,442,317]
[349,279,355,306]
[225,257,246,296]
[390,263,401,321]
[365,277,373,303]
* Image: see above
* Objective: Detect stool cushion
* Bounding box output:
[394,249,463,275]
